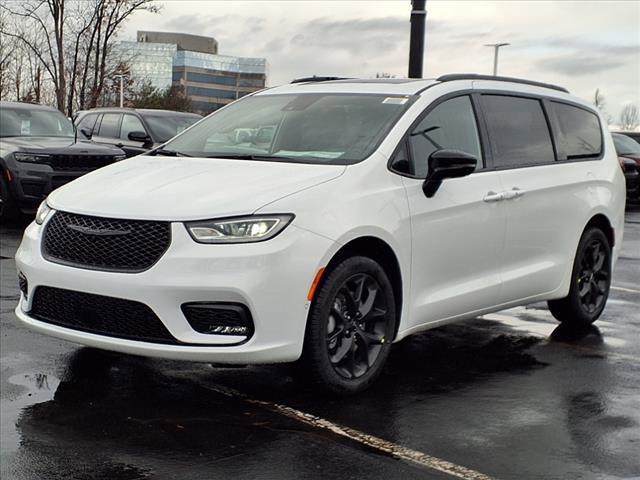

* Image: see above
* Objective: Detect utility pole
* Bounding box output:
[484,43,510,76]
[408,0,426,78]
[114,74,126,107]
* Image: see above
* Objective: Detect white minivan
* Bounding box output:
[15,74,626,394]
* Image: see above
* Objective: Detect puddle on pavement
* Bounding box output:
[2,372,60,455]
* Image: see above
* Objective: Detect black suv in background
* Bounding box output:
[74,108,202,158]
[0,101,126,222]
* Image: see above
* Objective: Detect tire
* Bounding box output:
[0,174,18,224]
[301,256,396,395]
[548,227,612,326]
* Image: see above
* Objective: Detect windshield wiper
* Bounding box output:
[149,148,192,157]
[203,154,292,161]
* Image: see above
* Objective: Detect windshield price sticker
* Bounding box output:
[382,97,408,105]
[20,120,31,135]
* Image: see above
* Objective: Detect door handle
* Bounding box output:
[504,187,525,200]
[483,191,504,202]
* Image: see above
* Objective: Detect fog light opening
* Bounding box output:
[181,302,254,340]
[18,273,28,300]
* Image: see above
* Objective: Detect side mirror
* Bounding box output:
[128,131,152,145]
[423,149,477,198]
[80,127,93,139]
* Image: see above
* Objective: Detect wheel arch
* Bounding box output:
[584,213,615,248]
[313,235,404,340]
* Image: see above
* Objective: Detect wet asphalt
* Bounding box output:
[1,208,639,480]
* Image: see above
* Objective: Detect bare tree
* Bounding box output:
[619,104,639,131]
[0,0,158,114]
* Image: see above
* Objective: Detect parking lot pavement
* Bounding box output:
[1,208,639,480]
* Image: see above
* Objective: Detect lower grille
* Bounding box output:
[50,154,115,171]
[30,286,179,344]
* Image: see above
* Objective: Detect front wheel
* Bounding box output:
[302,256,396,395]
[548,227,612,326]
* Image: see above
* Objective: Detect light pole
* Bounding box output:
[114,74,126,107]
[408,0,427,78]
[484,43,510,76]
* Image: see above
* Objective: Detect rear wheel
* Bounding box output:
[302,256,396,395]
[548,227,611,326]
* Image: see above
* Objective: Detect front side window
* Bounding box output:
[76,113,99,134]
[407,95,482,177]
[552,102,602,160]
[120,114,146,140]
[482,95,555,168]
[161,93,412,164]
[0,107,74,138]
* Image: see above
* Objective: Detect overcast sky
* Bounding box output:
[123,0,639,121]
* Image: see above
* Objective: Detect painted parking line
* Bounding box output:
[201,382,497,480]
[612,285,640,294]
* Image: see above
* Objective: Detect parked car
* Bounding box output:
[16,74,625,394]
[614,131,640,144]
[612,132,640,202]
[0,101,125,222]
[74,108,202,158]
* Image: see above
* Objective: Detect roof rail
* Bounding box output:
[436,73,569,93]
[291,76,352,84]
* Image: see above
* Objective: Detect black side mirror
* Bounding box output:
[128,131,152,146]
[423,149,477,198]
[80,127,93,140]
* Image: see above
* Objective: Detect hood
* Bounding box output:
[1,136,123,155]
[48,155,346,221]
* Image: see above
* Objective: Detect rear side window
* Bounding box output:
[98,113,122,138]
[552,102,602,160]
[482,95,555,168]
[408,95,482,177]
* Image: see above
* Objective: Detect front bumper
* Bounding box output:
[5,160,86,211]
[15,219,336,363]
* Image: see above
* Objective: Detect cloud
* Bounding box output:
[537,55,626,76]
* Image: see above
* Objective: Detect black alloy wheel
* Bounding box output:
[326,273,389,379]
[548,227,611,325]
[576,238,609,314]
[302,256,396,395]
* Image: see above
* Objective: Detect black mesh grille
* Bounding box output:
[43,211,170,272]
[182,303,253,337]
[31,286,179,344]
[50,154,116,171]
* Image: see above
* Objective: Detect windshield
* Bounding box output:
[142,113,202,143]
[161,93,413,164]
[0,107,75,138]
[613,133,640,155]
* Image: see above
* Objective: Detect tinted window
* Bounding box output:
[120,114,146,140]
[142,113,200,143]
[482,95,555,167]
[98,113,121,138]
[408,96,482,177]
[613,133,640,155]
[76,113,99,135]
[163,93,410,164]
[552,102,602,159]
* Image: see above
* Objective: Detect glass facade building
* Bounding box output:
[115,32,267,115]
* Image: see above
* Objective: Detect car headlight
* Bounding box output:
[113,154,126,161]
[185,214,294,244]
[35,201,53,225]
[14,152,51,163]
